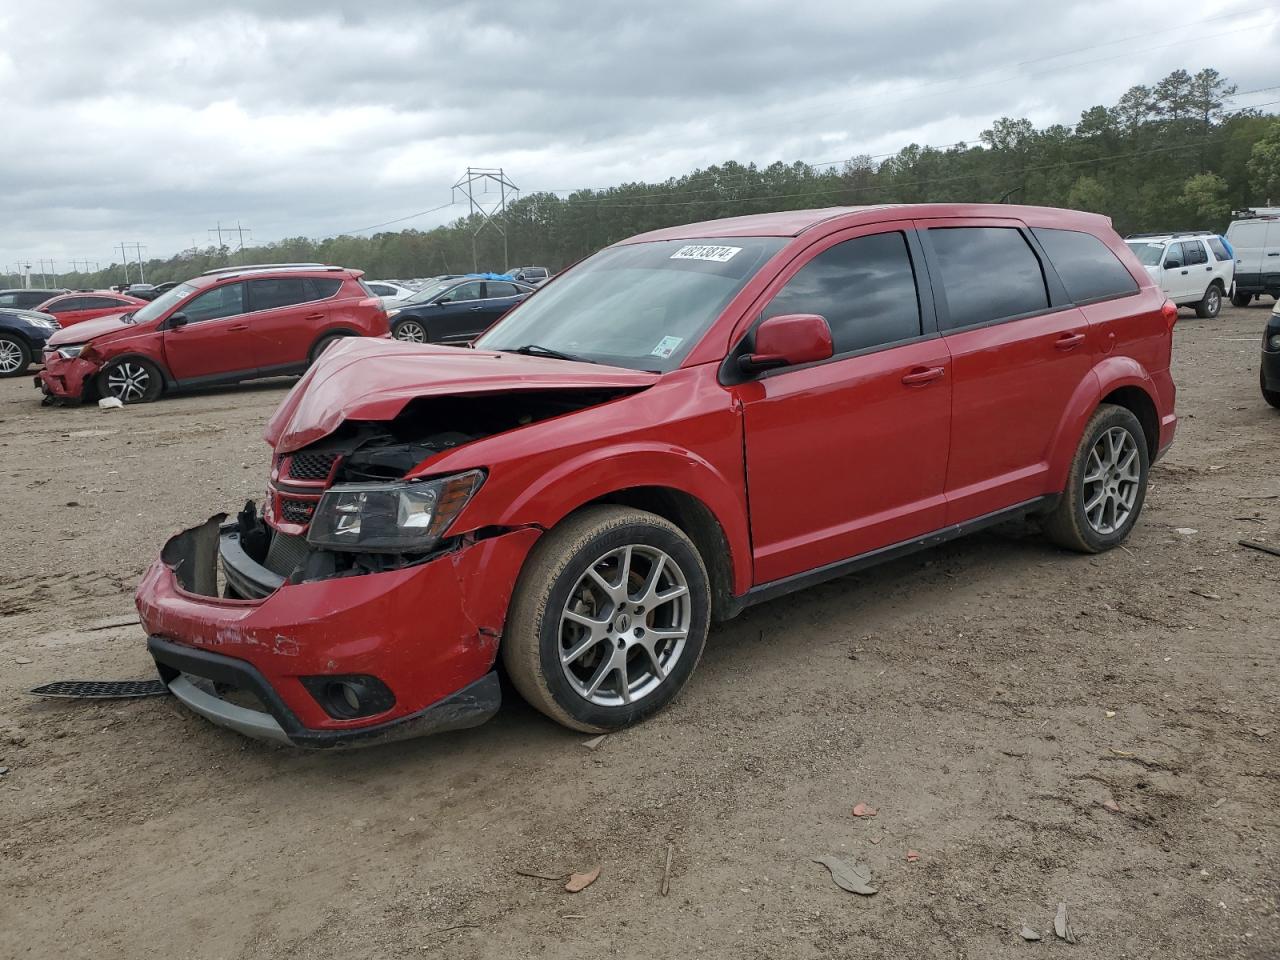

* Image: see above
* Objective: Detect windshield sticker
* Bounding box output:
[670,244,742,263]
[650,335,684,358]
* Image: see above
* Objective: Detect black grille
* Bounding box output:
[280,498,315,524]
[29,679,168,699]
[288,452,338,481]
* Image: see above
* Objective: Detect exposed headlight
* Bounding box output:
[306,470,484,552]
[56,345,85,359]
[28,317,57,330]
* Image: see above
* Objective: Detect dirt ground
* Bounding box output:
[1,303,1278,960]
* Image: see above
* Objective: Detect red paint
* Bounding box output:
[137,204,1177,740]
[38,267,388,401]
[35,292,147,327]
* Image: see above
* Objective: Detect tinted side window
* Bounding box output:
[248,278,310,311]
[1181,240,1208,266]
[762,231,921,355]
[443,282,483,302]
[304,278,342,300]
[930,227,1048,329]
[81,296,124,309]
[1032,228,1139,303]
[48,298,87,312]
[184,282,246,323]
[486,281,520,299]
[1207,237,1231,261]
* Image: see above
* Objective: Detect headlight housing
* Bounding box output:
[386,308,401,318]
[306,470,484,553]
[56,344,85,359]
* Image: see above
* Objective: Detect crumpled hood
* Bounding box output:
[265,336,660,453]
[46,311,137,345]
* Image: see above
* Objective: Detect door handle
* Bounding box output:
[228,323,248,331]
[469,305,483,311]
[901,366,945,386]
[304,313,325,321]
[1268,252,1279,257]
[1055,332,1086,351]
[1180,269,1189,274]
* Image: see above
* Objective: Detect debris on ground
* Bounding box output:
[564,866,601,893]
[0,766,9,776]
[1212,797,1226,808]
[1188,588,1222,600]
[1101,797,1122,814]
[514,867,565,881]
[14,657,33,665]
[812,856,878,896]
[661,842,674,896]
[905,849,920,862]
[1174,527,1198,536]
[1105,710,1116,718]
[1019,925,1042,942]
[851,802,877,818]
[1054,901,1077,943]
[1239,539,1280,558]
[581,735,606,751]
[97,397,124,410]
[87,616,141,631]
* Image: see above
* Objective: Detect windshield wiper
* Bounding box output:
[508,343,594,364]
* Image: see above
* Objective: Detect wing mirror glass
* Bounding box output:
[738,313,834,375]
[168,312,188,328]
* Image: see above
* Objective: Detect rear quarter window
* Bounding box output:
[1207,237,1231,262]
[1033,228,1139,304]
[929,227,1048,328]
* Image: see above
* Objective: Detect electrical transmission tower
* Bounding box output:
[118,242,146,284]
[452,167,518,272]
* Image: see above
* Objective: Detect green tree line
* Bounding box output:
[34,67,1280,290]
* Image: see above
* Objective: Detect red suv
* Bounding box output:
[38,265,388,404]
[135,205,1177,747]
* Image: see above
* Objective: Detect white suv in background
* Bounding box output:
[1124,233,1234,318]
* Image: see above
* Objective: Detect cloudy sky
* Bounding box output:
[1,0,1276,279]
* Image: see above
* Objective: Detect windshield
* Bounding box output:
[130,281,198,323]
[1126,241,1166,266]
[475,237,787,371]
[405,280,459,304]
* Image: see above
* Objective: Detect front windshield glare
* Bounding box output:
[1126,242,1166,267]
[407,280,456,304]
[476,237,786,371]
[131,281,198,323]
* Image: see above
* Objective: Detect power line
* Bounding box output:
[337,200,459,236]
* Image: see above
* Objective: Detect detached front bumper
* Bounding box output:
[136,514,540,748]
[37,353,98,400]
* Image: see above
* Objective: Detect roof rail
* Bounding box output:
[1125,231,1216,240]
[200,262,331,276]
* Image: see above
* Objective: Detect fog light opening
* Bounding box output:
[301,674,396,720]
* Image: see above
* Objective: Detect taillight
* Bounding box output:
[1161,299,1178,331]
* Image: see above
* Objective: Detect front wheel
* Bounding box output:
[392,319,427,343]
[502,506,710,733]
[97,357,162,403]
[1195,284,1222,319]
[1262,367,1280,410]
[1043,404,1150,554]
[0,334,31,378]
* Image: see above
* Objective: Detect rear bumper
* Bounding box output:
[136,514,540,747]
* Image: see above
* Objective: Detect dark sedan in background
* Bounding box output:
[0,288,70,310]
[387,276,535,343]
[0,308,60,377]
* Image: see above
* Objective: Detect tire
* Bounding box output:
[1232,291,1252,308]
[96,357,162,403]
[1262,367,1280,410]
[1043,404,1150,554]
[1194,283,1222,319]
[392,319,428,343]
[0,334,31,378]
[502,505,711,733]
[308,334,345,365]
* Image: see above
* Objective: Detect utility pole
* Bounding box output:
[452,166,518,272]
[208,222,227,261]
[36,258,56,287]
[234,221,252,263]
[120,242,147,283]
[119,242,132,285]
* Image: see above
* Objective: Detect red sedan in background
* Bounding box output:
[37,291,147,327]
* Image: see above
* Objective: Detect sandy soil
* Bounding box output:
[1,304,1278,959]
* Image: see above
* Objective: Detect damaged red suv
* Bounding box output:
[38,264,388,404]
[136,205,1177,747]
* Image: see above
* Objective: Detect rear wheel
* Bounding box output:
[1043,404,1150,554]
[0,334,31,378]
[1195,284,1222,318]
[308,334,345,365]
[97,358,162,403]
[502,506,710,733]
[1262,367,1280,410]
[1232,290,1252,308]
[392,319,427,343]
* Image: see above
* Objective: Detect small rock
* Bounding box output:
[581,735,606,751]
[851,803,877,818]
[14,657,32,665]
[1020,925,1042,942]
[1105,710,1116,718]
[0,767,9,776]
[1174,527,1197,536]
[1054,902,1076,943]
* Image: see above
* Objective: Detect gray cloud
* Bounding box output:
[1,0,1276,275]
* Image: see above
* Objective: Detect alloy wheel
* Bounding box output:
[1207,288,1220,314]
[395,321,426,343]
[558,544,692,707]
[0,339,22,374]
[1082,426,1140,535]
[105,362,151,402]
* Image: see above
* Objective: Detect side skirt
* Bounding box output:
[725,495,1057,617]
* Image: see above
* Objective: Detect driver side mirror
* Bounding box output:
[168,312,189,328]
[738,313,834,375]
[1163,257,1182,270]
